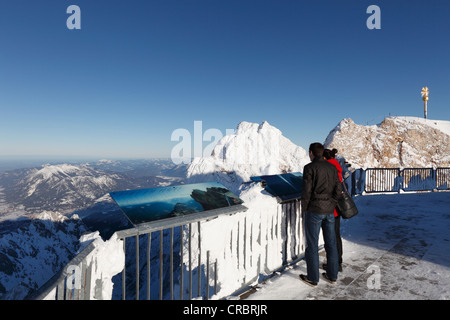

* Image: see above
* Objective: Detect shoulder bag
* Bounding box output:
[337,182,358,219]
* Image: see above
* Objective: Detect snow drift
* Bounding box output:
[42,231,124,300]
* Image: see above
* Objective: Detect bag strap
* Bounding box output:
[341,181,348,193]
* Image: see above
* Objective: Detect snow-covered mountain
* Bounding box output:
[90,159,188,178]
[187,121,310,193]
[324,116,450,169]
[0,211,87,299]
[0,164,138,213]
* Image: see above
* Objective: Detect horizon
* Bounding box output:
[1,1,450,159]
[0,114,448,164]
[2,113,449,160]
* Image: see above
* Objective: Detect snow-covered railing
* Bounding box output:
[29,241,97,300]
[30,232,124,300]
[31,183,308,300]
[350,167,450,194]
[436,168,450,190]
[111,197,304,300]
[113,205,248,300]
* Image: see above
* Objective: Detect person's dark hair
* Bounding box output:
[309,142,324,157]
[323,148,338,160]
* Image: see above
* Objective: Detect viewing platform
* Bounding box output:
[246,192,450,300]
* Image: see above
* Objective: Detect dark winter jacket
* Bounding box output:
[301,156,342,214]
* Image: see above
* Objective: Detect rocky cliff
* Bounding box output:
[324,117,450,169]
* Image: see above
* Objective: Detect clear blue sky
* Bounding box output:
[1,0,449,159]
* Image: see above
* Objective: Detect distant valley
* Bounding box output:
[0,159,187,238]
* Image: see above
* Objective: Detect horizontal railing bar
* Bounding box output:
[29,240,98,300]
[116,205,248,239]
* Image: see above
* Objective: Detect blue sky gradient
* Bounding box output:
[1,0,449,159]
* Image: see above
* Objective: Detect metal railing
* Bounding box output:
[30,206,244,300]
[31,195,307,300]
[30,241,98,300]
[364,168,401,193]
[116,221,219,300]
[113,200,305,300]
[436,168,450,190]
[359,167,450,194]
[280,200,304,265]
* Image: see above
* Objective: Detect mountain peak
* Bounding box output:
[31,210,70,224]
[187,121,309,193]
[29,164,84,181]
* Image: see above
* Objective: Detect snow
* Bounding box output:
[245,192,450,300]
[29,164,82,181]
[15,163,127,213]
[187,182,281,298]
[42,231,125,300]
[25,164,84,197]
[187,121,310,193]
[82,232,124,300]
[392,116,450,136]
[97,159,114,164]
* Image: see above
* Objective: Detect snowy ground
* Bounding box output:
[245,192,450,300]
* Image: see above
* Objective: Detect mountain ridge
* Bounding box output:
[0,164,137,214]
[324,116,450,169]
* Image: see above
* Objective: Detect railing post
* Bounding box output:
[206,251,210,300]
[135,235,139,300]
[180,226,183,300]
[351,170,356,196]
[122,238,126,300]
[189,223,192,300]
[147,233,151,300]
[197,221,201,299]
[214,259,217,296]
[170,227,174,300]
[159,230,163,300]
[433,168,437,191]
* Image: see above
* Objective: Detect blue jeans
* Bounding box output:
[304,211,339,283]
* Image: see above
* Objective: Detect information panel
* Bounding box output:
[251,172,303,202]
[110,182,244,225]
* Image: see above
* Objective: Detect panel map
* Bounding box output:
[251,172,303,202]
[110,182,244,225]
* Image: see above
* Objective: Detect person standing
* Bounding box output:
[323,148,344,272]
[299,143,342,286]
